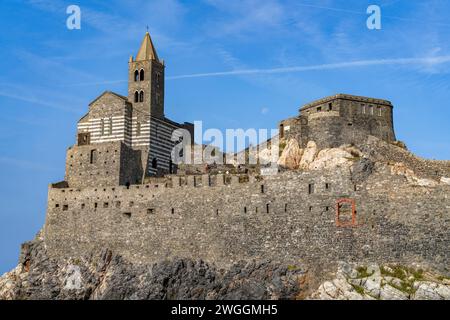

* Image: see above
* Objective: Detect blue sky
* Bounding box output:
[1,0,450,274]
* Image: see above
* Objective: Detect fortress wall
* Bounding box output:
[43,169,450,272]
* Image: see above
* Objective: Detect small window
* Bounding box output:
[171,208,175,214]
[134,70,139,82]
[63,204,68,211]
[325,183,330,190]
[261,185,265,194]
[134,91,139,103]
[317,106,322,112]
[244,207,247,213]
[103,202,109,208]
[139,91,144,102]
[123,212,131,218]
[81,203,85,209]
[55,204,60,208]
[284,204,288,213]
[328,103,332,111]
[266,203,270,213]
[139,69,145,81]
[147,208,154,214]
[309,206,313,212]
[308,183,314,194]
[90,149,97,164]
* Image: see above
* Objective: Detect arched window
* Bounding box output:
[139,69,145,81]
[134,70,139,82]
[139,91,144,102]
[134,91,139,103]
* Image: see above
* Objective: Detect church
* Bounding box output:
[65,32,193,188]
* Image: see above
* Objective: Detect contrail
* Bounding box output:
[60,55,450,85]
[166,56,450,80]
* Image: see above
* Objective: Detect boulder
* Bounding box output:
[413,282,450,300]
[309,148,354,170]
[277,139,303,170]
[299,141,318,170]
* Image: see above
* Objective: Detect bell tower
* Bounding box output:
[128,32,165,120]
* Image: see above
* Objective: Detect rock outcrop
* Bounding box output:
[0,240,307,300]
[390,162,438,187]
[278,139,303,170]
[309,148,354,171]
[3,241,449,300]
[310,262,450,300]
[299,141,318,170]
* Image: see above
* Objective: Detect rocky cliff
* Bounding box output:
[0,239,308,300]
[1,239,449,300]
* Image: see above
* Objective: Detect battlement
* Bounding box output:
[300,94,393,112]
[51,173,261,193]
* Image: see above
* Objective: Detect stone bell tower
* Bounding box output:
[128,32,165,120]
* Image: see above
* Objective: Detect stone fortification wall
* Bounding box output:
[44,164,450,273]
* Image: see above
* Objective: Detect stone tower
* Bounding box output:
[128,32,165,120]
[279,94,397,149]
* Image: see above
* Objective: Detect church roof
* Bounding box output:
[135,32,159,61]
[88,91,128,106]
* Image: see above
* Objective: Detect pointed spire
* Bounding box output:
[135,31,159,62]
